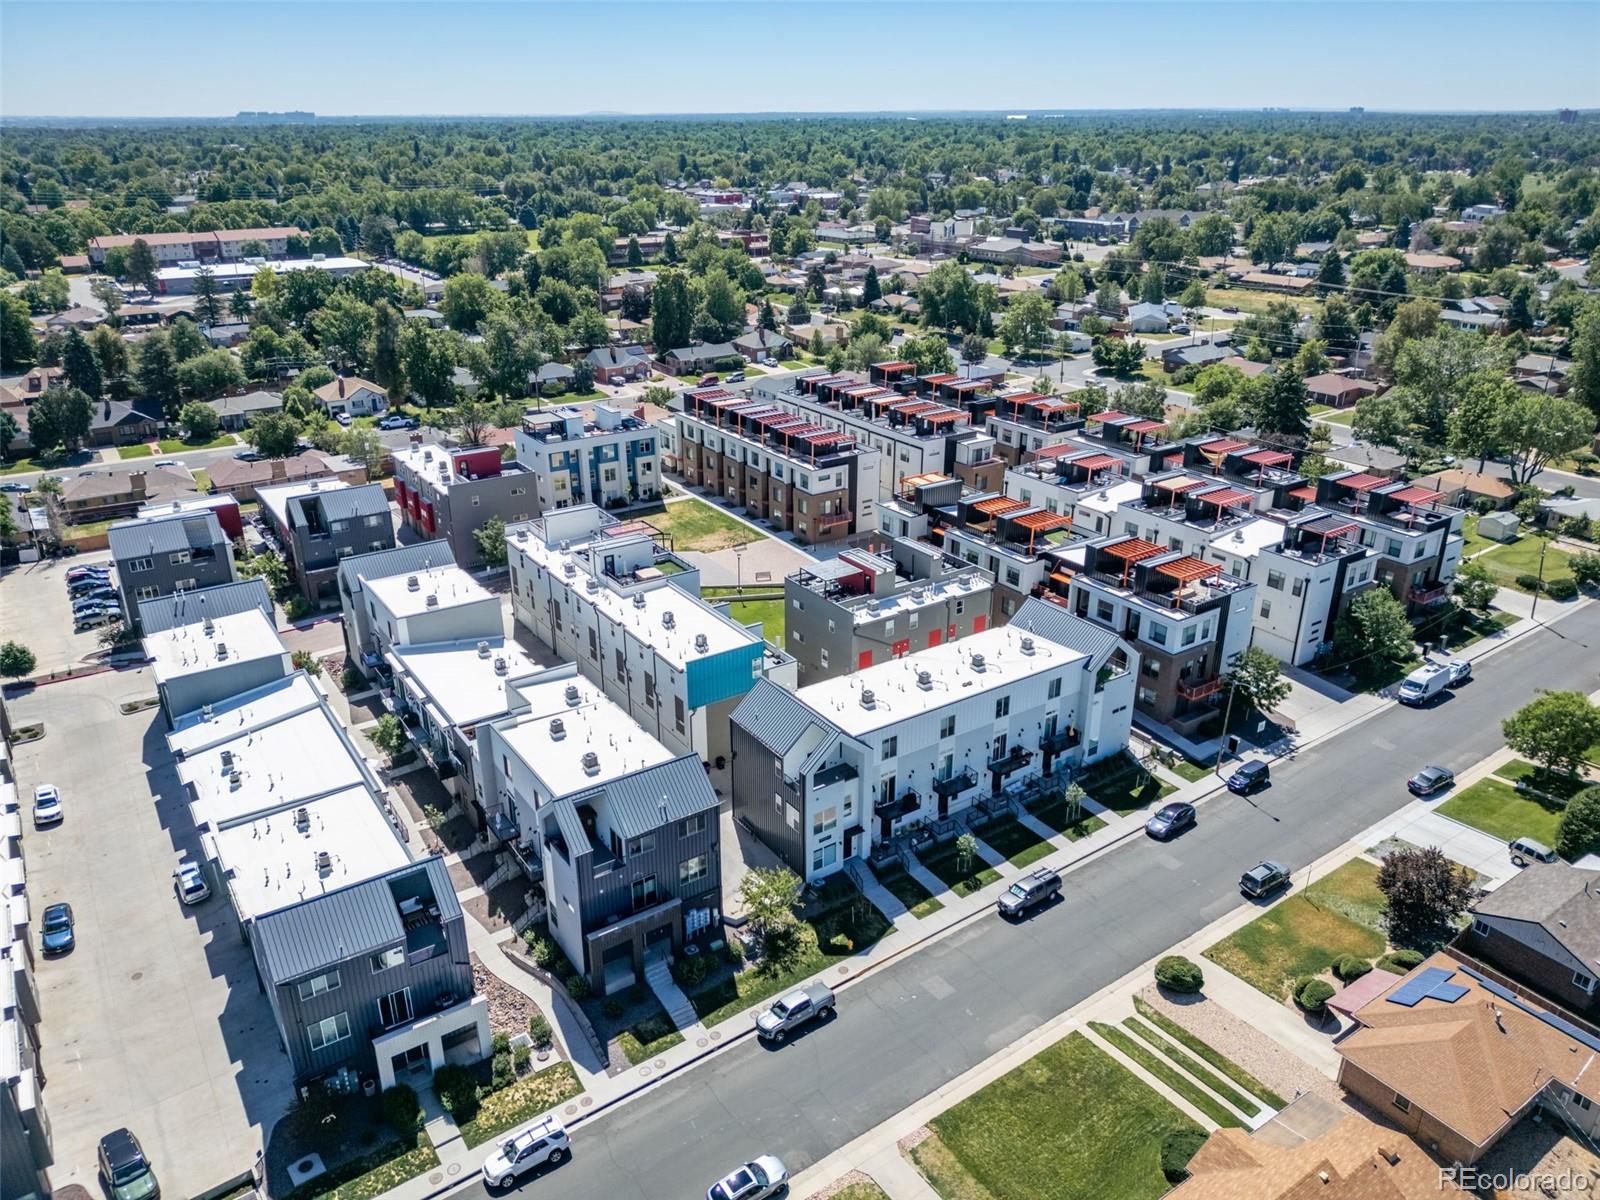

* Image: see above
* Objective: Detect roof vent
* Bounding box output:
[220,749,235,769]
[549,717,566,739]
[663,611,676,629]
[581,750,601,775]
[585,578,599,593]
[202,617,215,635]
[562,561,576,576]
[694,633,709,653]
[634,594,647,608]
[477,641,491,659]
[201,703,213,721]
[916,670,933,690]
[406,574,420,591]
[1019,636,1035,655]
[315,850,332,875]
[216,642,228,660]
[425,594,439,608]
[493,656,508,676]
[294,807,310,831]
[564,683,581,705]
[860,688,876,709]
[970,653,986,672]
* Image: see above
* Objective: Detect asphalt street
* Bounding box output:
[465,601,1600,1200]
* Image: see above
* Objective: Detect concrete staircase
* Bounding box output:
[644,958,702,1033]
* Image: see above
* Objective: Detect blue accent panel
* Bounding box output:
[686,642,764,709]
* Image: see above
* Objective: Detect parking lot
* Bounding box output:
[2,548,122,676]
[10,665,292,1196]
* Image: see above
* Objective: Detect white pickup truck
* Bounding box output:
[755,982,835,1043]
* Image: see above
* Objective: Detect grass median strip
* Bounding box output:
[1131,996,1289,1108]
[873,864,944,918]
[457,1062,583,1149]
[1089,1022,1243,1129]
[1122,1017,1258,1116]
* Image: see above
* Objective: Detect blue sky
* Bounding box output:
[2,1,1596,118]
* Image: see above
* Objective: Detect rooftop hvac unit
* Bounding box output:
[425,594,439,608]
[633,594,647,608]
[581,751,601,775]
[564,684,581,705]
[315,850,332,874]
[1019,636,1035,655]
[220,750,235,769]
[860,688,876,709]
[201,703,213,721]
[477,641,491,658]
[227,769,242,790]
[663,611,676,629]
[202,617,215,635]
[294,807,310,830]
[694,633,710,653]
[585,578,599,593]
[406,575,420,591]
[970,653,986,672]
[549,717,566,740]
[493,656,509,676]
[563,561,576,576]
[916,670,933,690]
[216,642,228,660]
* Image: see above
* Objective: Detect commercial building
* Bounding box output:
[670,386,881,544]
[258,480,395,607]
[108,510,238,633]
[474,665,722,993]
[153,256,369,295]
[514,404,662,513]
[784,540,994,685]
[145,605,291,724]
[337,541,457,678]
[392,444,536,568]
[730,617,1134,882]
[86,226,302,267]
[508,505,793,764]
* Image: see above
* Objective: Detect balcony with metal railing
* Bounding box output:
[931,768,978,797]
[986,746,1034,776]
[1038,726,1080,755]
[1177,677,1223,702]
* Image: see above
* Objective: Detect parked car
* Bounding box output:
[234,449,264,462]
[1145,801,1197,840]
[173,860,211,905]
[72,588,118,604]
[377,414,418,431]
[98,1128,160,1200]
[482,1116,569,1188]
[756,982,835,1042]
[40,902,74,954]
[1226,759,1270,795]
[1407,765,1455,797]
[708,1156,788,1200]
[698,373,719,387]
[66,565,111,581]
[1240,860,1291,899]
[1445,660,1472,687]
[1510,837,1558,867]
[334,412,353,426]
[725,370,746,383]
[153,460,180,468]
[0,482,30,494]
[997,866,1062,918]
[74,610,119,631]
[1398,662,1451,706]
[32,785,63,827]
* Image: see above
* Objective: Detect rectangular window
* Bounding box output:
[1266,570,1284,591]
[1473,918,1491,937]
[940,714,955,739]
[307,1012,351,1050]
[371,946,404,973]
[1392,1093,1411,1113]
[995,696,1011,719]
[679,813,705,838]
[128,557,153,572]
[1149,624,1168,646]
[136,585,160,600]
[1096,599,1113,622]
[882,736,897,760]
[297,970,341,1001]
[680,854,709,887]
[378,988,413,1029]
[631,875,659,909]
[674,695,685,734]
[813,806,838,835]
[1291,577,1304,598]
[785,802,799,831]
[1260,599,1272,618]
[1048,677,1061,699]
[1182,625,1197,647]
[626,833,657,857]
[819,647,829,667]
[812,843,839,872]
[1576,971,1595,993]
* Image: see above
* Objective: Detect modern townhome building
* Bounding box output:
[514,404,662,513]
[1336,953,1600,1165]
[1310,471,1465,611]
[784,540,995,685]
[730,617,1135,883]
[136,577,275,637]
[145,604,292,724]
[473,665,722,994]
[984,390,1089,465]
[135,492,245,540]
[391,444,536,568]
[1003,448,1143,538]
[2,769,51,1198]
[362,565,504,663]
[1458,861,1600,1025]
[338,540,457,677]
[257,480,396,607]
[108,510,238,633]
[249,857,487,1091]
[670,386,881,544]
[1047,533,1256,734]
[507,505,794,764]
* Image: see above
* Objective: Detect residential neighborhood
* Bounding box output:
[3,23,1600,1200]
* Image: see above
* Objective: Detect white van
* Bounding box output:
[1398,663,1451,707]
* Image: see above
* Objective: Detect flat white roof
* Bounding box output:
[797,624,1085,736]
[210,785,410,921]
[147,608,285,685]
[169,673,322,755]
[366,564,494,622]
[257,478,350,531]
[849,573,989,625]
[498,673,674,801]
[1214,516,1291,559]
[1075,480,1143,516]
[135,493,232,522]
[389,636,540,728]
[156,256,368,282]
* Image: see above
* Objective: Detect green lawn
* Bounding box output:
[639,497,758,552]
[1123,1017,1259,1116]
[116,444,153,459]
[1092,1023,1243,1128]
[1438,776,1565,847]
[1316,407,1356,427]
[1203,859,1388,999]
[971,813,1053,867]
[1026,792,1106,840]
[909,1030,1202,1200]
[1167,758,1213,783]
[1459,513,1495,558]
[157,434,235,452]
[1494,759,1591,803]
[1204,286,1316,318]
[1078,757,1176,816]
[616,1010,685,1065]
[918,840,1002,898]
[278,1133,439,1200]
[872,864,944,919]
[457,1062,583,1149]
[1131,996,1289,1109]
[1439,607,1517,651]
[729,599,784,645]
[1476,535,1575,592]
[192,468,210,492]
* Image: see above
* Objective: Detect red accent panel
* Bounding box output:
[857,650,874,670]
[892,639,911,657]
[974,615,988,633]
[927,628,942,647]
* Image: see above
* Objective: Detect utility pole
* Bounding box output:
[1528,538,1551,621]
[1212,676,1239,776]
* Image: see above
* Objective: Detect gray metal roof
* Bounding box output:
[252,856,456,983]
[1012,596,1127,671]
[138,578,273,635]
[731,678,832,757]
[295,482,390,523]
[337,539,456,593]
[597,754,719,841]
[544,797,592,858]
[108,511,226,559]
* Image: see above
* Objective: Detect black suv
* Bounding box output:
[1239,860,1291,900]
[99,1128,160,1200]
[1226,760,1270,795]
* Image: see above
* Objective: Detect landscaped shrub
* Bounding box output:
[379,1083,420,1133]
[491,1031,510,1056]
[1296,978,1335,1013]
[1161,1129,1209,1183]
[512,1041,531,1072]
[673,954,710,988]
[1377,948,1425,974]
[724,937,746,964]
[528,1013,552,1048]
[1515,573,1546,593]
[1558,785,1600,861]
[340,665,363,693]
[602,998,623,1020]
[522,931,555,967]
[1545,577,1580,601]
[432,1064,480,1120]
[566,975,592,1001]
[491,1050,514,1090]
[1334,955,1372,982]
[829,932,854,953]
[1154,955,1205,994]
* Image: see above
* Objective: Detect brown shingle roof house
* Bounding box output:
[1336,952,1600,1164]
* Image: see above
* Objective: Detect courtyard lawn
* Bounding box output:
[1202,859,1387,999]
[908,1030,1202,1200]
[117,444,154,459]
[1078,755,1175,816]
[971,813,1053,868]
[872,865,944,919]
[616,1009,685,1066]
[1026,792,1106,840]
[1476,535,1575,593]
[639,497,758,552]
[1438,776,1565,847]
[728,599,785,645]
[919,839,1002,898]
[1166,758,1213,783]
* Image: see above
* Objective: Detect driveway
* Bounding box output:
[1,547,120,675]
[9,667,292,1197]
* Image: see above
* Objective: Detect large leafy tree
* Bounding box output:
[1222,646,1291,718]
[1377,847,1476,949]
[401,324,457,407]
[134,331,181,416]
[124,238,159,292]
[1250,366,1310,440]
[650,269,694,351]
[246,411,304,458]
[28,387,94,452]
[1000,293,1055,360]
[1332,588,1413,668]
[61,329,103,398]
[1503,691,1600,777]
[0,294,38,369]
[1497,392,1596,484]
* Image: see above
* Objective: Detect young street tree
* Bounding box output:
[1376,846,1476,948]
[474,516,509,569]
[1333,588,1414,668]
[0,641,37,680]
[1222,646,1291,718]
[1502,691,1600,778]
[1451,559,1498,611]
[738,865,804,963]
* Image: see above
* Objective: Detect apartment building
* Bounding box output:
[108,510,238,632]
[1311,471,1465,610]
[135,577,274,636]
[985,390,1088,465]
[145,605,291,724]
[337,541,456,678]
[514,404,661,513]
[86,226,301,267]
[731,619,1134,882]
[784,539,995,685]
[363,565,503,660]
[392,444,536,569]
[258,480,395,607]
[2,762,51,1199]
[671,386,880,544]
[507,505,793,764]
[473,665,722,994]
[1003,450,1142,537]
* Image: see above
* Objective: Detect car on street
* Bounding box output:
[41,903,74,954]
[33,784,63,827]
[482,1116,569,1188]
[725,370,746,383]
[234,449,264,462]
[1407,765,1455,797]
[756,982,835,1042]
[997,866,1062,918]
[1510,837,1558,867]
[708,1156,788,1200]
[377,414,418,430]
[1226,759,1270,795]
[1445,660,1472,687]
[173,860,211,905]
[154,460,180,467]
[1239,860,1291,900]
[1145,801,1197,840]
[0,482,30,493]
[1398,662,1451,706]
[99,1128,160,1200]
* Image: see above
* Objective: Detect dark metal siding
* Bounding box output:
[730,721,807,876]
[576,809,720,932]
